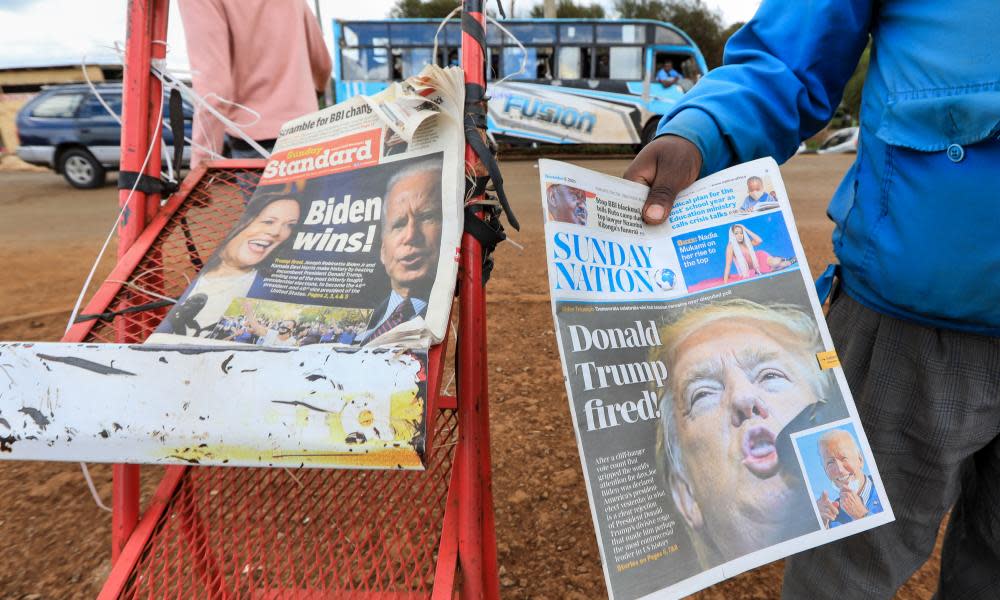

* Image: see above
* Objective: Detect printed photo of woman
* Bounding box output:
[723,224,796,284]
[159,190,301,337]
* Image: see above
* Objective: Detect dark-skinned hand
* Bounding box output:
[623,134,703,225]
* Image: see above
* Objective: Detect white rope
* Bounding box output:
[64,85,164,335]
[79,463,112,512]
[432,6,462,66]
[69,39,274,513]
[152,58,269,159]
[431,8,528,84]
[489,15,527,84]
[105,279,179,304]
[83,49,178,183]
[75,50,171,514]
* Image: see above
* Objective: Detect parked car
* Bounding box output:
[817,126,859,154]
[15,83,192,188]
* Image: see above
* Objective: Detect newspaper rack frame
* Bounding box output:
[76,1,501,597]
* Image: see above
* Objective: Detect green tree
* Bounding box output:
[840,43,870,125]
[389,0,461,18]
[614,0,670,20]
[529,0,606,18]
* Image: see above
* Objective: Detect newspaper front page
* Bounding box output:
[138,65,465,469]
[149,65,464,349]
[541,158,894,598]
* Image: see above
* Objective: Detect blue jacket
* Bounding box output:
[658,0,1000,334]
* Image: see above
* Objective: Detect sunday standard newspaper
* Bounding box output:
[540,158,894,599]
[138,65,467,469]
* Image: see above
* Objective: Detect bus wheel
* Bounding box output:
[640,119,662,148]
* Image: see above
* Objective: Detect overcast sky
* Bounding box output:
[0,0,762,71]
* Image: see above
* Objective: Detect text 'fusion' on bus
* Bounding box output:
[332,18,707,146]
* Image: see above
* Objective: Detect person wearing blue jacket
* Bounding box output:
[624,1,1000,597]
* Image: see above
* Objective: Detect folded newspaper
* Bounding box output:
[541,158,894,598]
[139,64,465,469]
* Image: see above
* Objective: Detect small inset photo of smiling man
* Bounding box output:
[794,423,885,530]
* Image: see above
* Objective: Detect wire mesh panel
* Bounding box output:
[74,164,457,598]
[118,411,457,598]
[80,166,259,345]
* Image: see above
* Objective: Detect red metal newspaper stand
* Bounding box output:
[63,1,501,597]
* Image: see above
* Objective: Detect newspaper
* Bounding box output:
[148,64,465,349]
[138,65,464,470]
[540,158,894,599]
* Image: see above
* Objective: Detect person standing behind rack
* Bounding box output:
[178,0,332,169]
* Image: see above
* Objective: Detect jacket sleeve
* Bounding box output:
[658,0,876,176]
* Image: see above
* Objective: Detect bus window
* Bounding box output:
[559,24,593,44]
[596,24,645,44]
[507,23,557,45]
[443,22,462,46]
[487,47,501,80]
[392,48,433,79]
[681,56,702,81]
[342,46,389,81]
[654,52,699,90]
[487,25,503,45]
[594,46,642,79]
[389,22,438,45]
[558,46,592,79]
[654,26,686,45]
[502,46,553,80]
[436,47,460,68]
[342,23,388,47]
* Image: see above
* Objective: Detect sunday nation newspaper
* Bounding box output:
[540,158,894,599]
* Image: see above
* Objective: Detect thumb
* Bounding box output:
[820,491,829,502]
[642,170,680,225]
[623,135,702,225]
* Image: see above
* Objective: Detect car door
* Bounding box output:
[17,91,87,152]
[76,91,123,167]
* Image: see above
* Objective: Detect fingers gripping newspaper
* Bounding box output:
[140,65,466,469]
[541,159,894,598]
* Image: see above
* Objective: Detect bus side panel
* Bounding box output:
[488,82,657,144]
[334,81,391,102]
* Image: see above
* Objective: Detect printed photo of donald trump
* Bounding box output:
[652,298,849,569]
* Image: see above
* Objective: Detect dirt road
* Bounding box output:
[0,156,940,598]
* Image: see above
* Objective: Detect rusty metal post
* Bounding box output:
[112,0,171,562]
[458,1,500,598]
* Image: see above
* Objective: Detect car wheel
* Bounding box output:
[59,148,105,189]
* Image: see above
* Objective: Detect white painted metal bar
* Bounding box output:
[0,343,428,470]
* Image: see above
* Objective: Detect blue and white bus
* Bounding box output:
[332,18,707,146]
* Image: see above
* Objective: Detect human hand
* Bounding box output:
[840,491,868,520]
[624,135,702,225]
[817,491,840,527]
